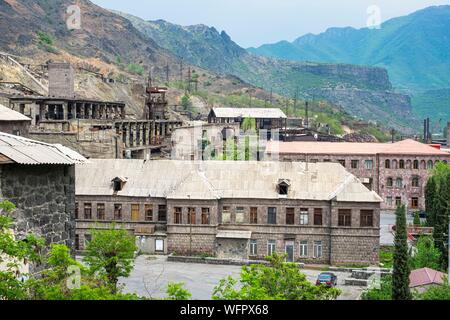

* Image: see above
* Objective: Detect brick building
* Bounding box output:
[75,160,382,266]
[266,139,450,212]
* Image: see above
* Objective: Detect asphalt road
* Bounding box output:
[380,212,414,245]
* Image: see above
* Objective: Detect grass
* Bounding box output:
[379,246,394,268]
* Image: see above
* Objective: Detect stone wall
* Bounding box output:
[0,164,76,249]
[0,121,30,137]
[48,62,75,98]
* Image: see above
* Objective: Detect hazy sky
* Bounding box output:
[91,0,450,47]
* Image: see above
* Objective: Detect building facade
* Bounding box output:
[75,160,382,266]
[266,139,450,212]
[0,104,31,137]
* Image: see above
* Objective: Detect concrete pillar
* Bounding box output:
[63,102,69,120]
[81,103,85,119]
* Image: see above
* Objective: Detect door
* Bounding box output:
[285,241,294,262]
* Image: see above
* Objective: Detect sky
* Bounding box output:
[91,0,450,48]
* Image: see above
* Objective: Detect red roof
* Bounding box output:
[409,268,446,288]
[266,139,450,156]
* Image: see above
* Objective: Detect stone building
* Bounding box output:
[266,139,450,212]
[0,132,87,250]
[75,160,382,266]
[0,103,31,137]
[208,108,287,131]
[48,62,75,98]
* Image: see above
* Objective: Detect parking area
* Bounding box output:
[120,255,365,300]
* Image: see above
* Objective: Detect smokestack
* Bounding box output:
[424,119,428,142]
[427,118,431,143]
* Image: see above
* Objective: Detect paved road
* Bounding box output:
[121,255,364,300]
[380,212,414,245]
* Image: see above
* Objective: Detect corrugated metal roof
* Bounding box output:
[0,132,88,165]
[211,107,287,119]
[75,160,382,203]
[0,104,31,121]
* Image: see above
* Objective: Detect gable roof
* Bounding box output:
[0,104,31,122]
[0,132,88,165]
[266,139,450,156]
[211,107,287,119]
[76,160,382,203]
[409,268,446,288]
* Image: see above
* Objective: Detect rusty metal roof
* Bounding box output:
[0,132,88,165]
[76,160,382,203]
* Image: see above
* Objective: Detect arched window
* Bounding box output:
[387,177,393,187]
[420,160,426,170]
[412,176,420,188]
[427,160,434,170]
[413,160,419,170]
[396,178,403,188]
[392,160,398,169]
[399,160,405,169]
[385,159,391,169]
[406,160,412,169]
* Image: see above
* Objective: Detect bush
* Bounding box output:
[37,31,53,46]
[127,63,145,76]
[361,275,393,300]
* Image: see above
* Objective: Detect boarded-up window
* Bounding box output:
[145,205,153,221]
[360,210,373,227]
[222,206,231,223]
[97,203,105,220]
[84,203,92,220]
[174,207,182,224]
[338,209,352,227]
[188,208,196,225]
[250,207,258,224]
[114,204,122,220]
[236,207,245,224]
[286,208,295,225]
[267,207,277,224]
[314,208,323,226]
[158,205,167,222]
[201,208,210,225]
[131,204,140,221]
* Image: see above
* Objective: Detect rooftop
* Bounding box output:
[76,159,382,202]
[211,107,287,119]
[0,132,88,165]
[0,104,31,122]
[266,139,450,156]
[409,268,446,288]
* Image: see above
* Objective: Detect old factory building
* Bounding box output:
[75,160,382,266]
[266,139,450,212]
[0,132,86,250]
[0,103,31,137]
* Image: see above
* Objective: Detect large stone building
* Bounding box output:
[75,160,382,266]
[0,132,87,251]
[0,103,31,137]
[266,139,450,212]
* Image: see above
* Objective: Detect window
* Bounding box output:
[75,234,80,250]
[427,160,434,170]
[395,197,402,207]
[399,160,405,169]
[314,208,323,226]
[250,207,258,224]
[386,197,393,207]
[360,210,374,227]
[267,207,277,224]
[411,197,419,209]
[250,240,258,256]
[236,207,245,223]
[323,159,331,163]
[114,204,122,220]
[338,209,352,227]
[412,177,420,188]
[385,159,391,169]
[278,183,288,195]
[313,241,323,258]
[201,208,210,225]
[131,204,140,221]
[338,160,346,167]
[187,208,196,225]
[286,208,295,225]
[396,178,403,188]
[300,209,309,225]
[267,240,276,256]
[222,206,231,223]
[145,205,153,221]
[413,160,419,170]
[97,203,105,220]
[174,207,182,224]
[351,160,359,169]
[84,234,92,247]
[158,205,167,222]
[155,239,164,252]
[75,202,79,219]
[365,160,374,170]
[387,178,393,187]
[299,241,308,257]
[392,160,398,169]
[84,203,92,220]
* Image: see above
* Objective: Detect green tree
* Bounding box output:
[212,253,341,300]
[166,282,192,300]
[410,236,442,271]
[84,226,137,294]
[392,205,412,300]
[425,177,437,227]
[242,117,256,132]
[181,95,191,110]
[413,212,421,226]
[361,275,392,300]
[417,279,450,300]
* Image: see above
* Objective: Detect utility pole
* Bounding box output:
[305,101,309,129]
[180,59,183,83]
[187,67,192,94]
[165,63,169,84]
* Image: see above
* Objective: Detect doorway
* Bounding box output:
[285,241,294,262]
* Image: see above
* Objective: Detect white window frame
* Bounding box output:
[300,209,309,225]
[267,240,276,256]
[299,241,308,257]
[313,241,323,258]
[250,240,258,256]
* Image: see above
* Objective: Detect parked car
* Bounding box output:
[316,272,338,288]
